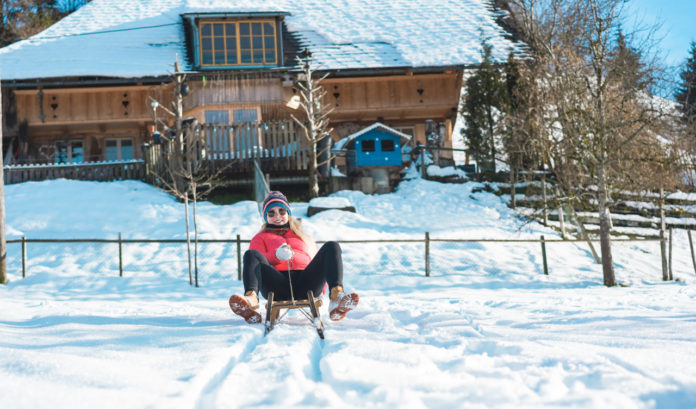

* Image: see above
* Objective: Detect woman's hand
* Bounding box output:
[275,243,294,261]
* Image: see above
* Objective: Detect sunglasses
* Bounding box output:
[267,208,287,218]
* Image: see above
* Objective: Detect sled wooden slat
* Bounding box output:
[264,291,324,338]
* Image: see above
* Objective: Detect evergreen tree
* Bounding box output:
[613,30,648,93]
[461,41,508,173]
[1,0,88,48]
[676,41,696,127]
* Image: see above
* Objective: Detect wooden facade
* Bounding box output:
[5,85,158,165]
[2,70,462,175]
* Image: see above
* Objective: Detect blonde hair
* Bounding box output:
[260,216,317,256]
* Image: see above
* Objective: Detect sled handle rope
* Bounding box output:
[287,259,297,306]
[264,257,325,339]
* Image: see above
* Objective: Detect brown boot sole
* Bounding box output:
[329,293,359,321]
[229,295,262,324]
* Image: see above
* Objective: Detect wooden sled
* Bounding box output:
[264,290,325,339]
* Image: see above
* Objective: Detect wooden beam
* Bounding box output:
[26,117,151,127]
[13,85,157,96]
[323,72,459,84]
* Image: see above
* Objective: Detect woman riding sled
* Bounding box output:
[229,191,359,324]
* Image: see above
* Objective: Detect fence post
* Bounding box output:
[688,230,696,276]
[118,232,123,277]
[425,232,430,277]
[540,235,549,275]
[237,234,242,281]
[668,227,673,281]
[660,236,668,281]
[21,236,27,278]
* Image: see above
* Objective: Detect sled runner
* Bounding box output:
[264,290,325,339]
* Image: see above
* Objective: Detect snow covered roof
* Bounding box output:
[333,122,412,151]
[0,0,525,81]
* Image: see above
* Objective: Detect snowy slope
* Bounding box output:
[1,178,695,409]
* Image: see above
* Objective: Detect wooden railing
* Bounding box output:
[200,120,307,170]
[3,160,145,184]
[145,120,309,180]
[3,120,307,185]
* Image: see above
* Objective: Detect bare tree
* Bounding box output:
[503,0,677,286]
[290,50,334,198]
[150,63,232,287]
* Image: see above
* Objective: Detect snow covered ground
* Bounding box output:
[1,178,696,409]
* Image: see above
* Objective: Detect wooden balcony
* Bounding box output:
[3,120,313,185]
[144,120,310,179]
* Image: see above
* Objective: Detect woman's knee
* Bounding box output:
[243,249,264,263]
[320,241,341,254]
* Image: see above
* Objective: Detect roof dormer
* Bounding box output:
[182,12,290,70]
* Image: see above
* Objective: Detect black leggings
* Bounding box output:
[242,241,343,301]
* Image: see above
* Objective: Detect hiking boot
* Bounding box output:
[244,290,259,309]
[328,286,359,321]
[229,291,262,324]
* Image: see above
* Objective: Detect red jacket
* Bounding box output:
[249,229,313,271]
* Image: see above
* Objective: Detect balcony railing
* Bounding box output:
[144,120,309,179]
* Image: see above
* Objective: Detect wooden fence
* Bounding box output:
[7,234,686,285]
[3,160,145,184]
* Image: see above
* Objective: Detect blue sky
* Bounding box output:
[624,0,695,67]
[622,0,695,97]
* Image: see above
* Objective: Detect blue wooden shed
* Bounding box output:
[334,123,412,174]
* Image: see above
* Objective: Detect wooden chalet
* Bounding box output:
[0,0,523,188]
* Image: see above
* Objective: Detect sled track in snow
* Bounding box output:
[193,322,328,409]
[194,331,264,409]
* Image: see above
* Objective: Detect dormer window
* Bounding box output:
[183,13,288,69]
[199,21,277,66]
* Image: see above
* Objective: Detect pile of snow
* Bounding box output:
[308,196,354,209]
[1,178,695,409]
[426,164,469,178]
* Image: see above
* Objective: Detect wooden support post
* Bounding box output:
[118,232,123,277]
[541,235,549,275]
[567,206,600,264]
[541,172,548,226]
[668,227,673,281]
[237,234,242,281]
[21,236,26,278]
[688,230,696,276]
[425,232,430,277]
[660,236,668,281]
[420,147,426,179]
[660,187,669,281]
[558,205,566,239]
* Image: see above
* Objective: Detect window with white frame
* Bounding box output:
[56,140,83,164]
[393,126,415,138]
[105,139,133,161]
